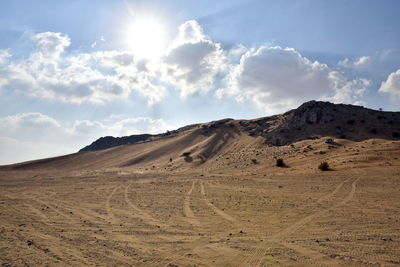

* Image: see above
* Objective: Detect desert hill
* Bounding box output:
[81,100,400,151]
[1,100,399,172]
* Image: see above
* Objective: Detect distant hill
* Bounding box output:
[80,134,154,152]
[80,100,400,151]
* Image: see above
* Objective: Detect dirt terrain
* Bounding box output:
[1,101,400,266]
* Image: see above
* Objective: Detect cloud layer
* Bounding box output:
[218,46,369,112]
[0,32,164,105]
[0,21,375,112]
[0,112,175,164]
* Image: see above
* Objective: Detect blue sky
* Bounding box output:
[0,0,399,164]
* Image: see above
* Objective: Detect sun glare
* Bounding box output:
[125,17,166,60]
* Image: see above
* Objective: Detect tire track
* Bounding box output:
[315,178,347,204]
[106,185,121,224]
[124,182,170,228]
[48,199,110,225]
[46,196,158,265]
[271,177,359,241]
[183,180,200,226]
[241,177,360,266]
[283,242,343,266]
[34,199,80,223]
[106,185,159,226]
[200,182,237,223]
[0,199,93,266]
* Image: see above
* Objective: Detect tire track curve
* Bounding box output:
[241,176,360,266]
[183,180,200,226]
[200,182,237,223]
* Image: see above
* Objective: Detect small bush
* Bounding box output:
[182,152,191,157]
[251,159,258,164]
[276,158,285,167]
[318,161,329,171]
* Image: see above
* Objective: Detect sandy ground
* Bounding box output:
[1,139,400,266]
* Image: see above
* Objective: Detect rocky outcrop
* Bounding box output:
[240,101,400,145]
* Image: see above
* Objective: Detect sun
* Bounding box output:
[125,17,166,61]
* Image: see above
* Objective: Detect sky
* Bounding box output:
[0,0,399,164]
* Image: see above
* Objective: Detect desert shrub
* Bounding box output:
[276,158,285,167]
[318,161,329,171]
[393,132,400,138]
[251,159,258,164]
[182,152,191,157]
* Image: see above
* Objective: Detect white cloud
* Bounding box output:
[31,32,71,58]
[0,113,71,164]
[339,56,370,68]
[110,117,172,136]
[330,78,369,104]
[0,32,165,105]
[0,112,62,141]
[217,46,369,113]
[176,20,205,44]
[0,23,226,104]
[0,50,12,89]
[162,20,226,97]
[355,56,370,66]
[0,112,176,164]
[71,120,107,136]
[379,69,400,98]
[0,50,11,65]
[72,117,173,137]
[0,22,375,116]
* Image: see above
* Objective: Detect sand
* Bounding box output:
[1,137,400,266]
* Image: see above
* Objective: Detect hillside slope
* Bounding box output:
[1,100,399,171]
